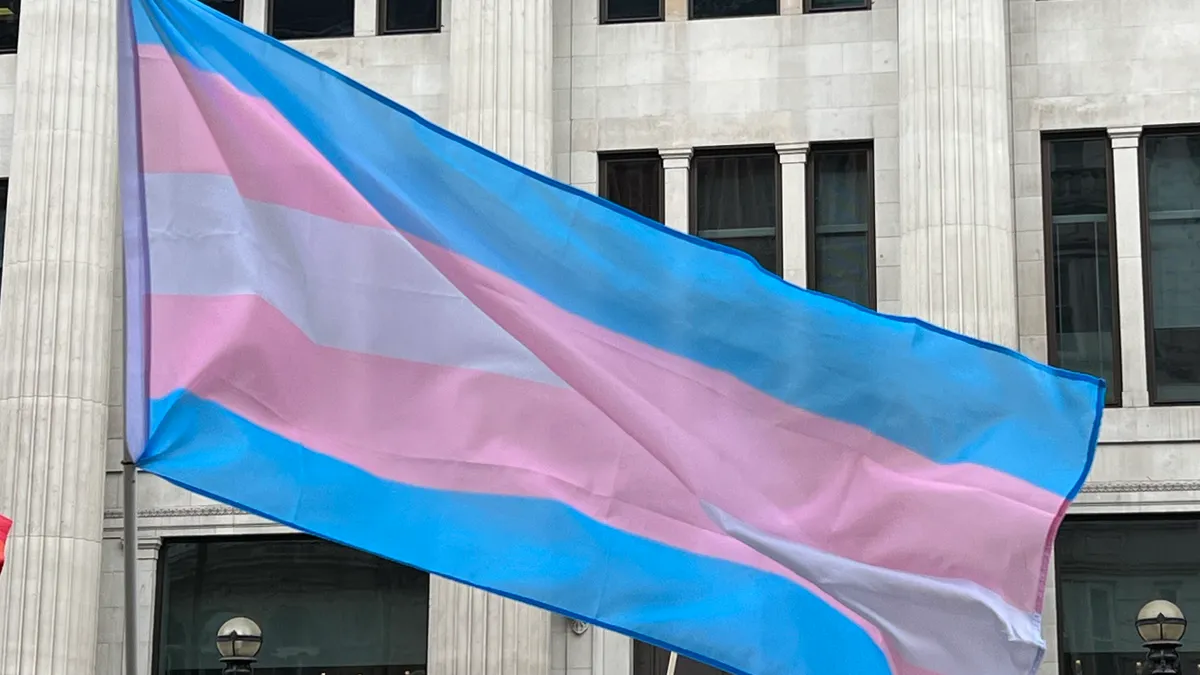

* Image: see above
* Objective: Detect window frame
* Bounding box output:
[266,0,355,40]
[600,0,665,24]
[688,144,783,277]
[805,140,877,309]
[803,0,871,13]
[1040,130,1123,408]
[598,150,665,224]
[687,0,780,21]
[376,0,442,36]
[1138,124,1200,406]
[150,533,431,675]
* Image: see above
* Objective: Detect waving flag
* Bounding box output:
[0,515,10,577]
[118,1,1104,674]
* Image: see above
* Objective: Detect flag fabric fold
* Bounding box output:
[118,2,1104,674]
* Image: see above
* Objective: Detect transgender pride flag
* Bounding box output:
[118,1,1104,674]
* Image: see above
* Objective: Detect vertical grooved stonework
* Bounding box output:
[432,1,554,673]
[898,0,1018,347]
[0,0,118,672]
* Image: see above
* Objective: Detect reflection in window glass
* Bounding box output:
[269,0,354,40]
[156,537,429,675]
[381,0,439,33]
[807,0,869,11]
[200,0,243,21]
[1046,136,1119,405]
[811,146,873,308]
[599,153,663,223]
[0,0,18,53]
[1057,518,1200,675]
[1144,132,1200,403]
[602,0,663,22]
[634,641,728,675]
[693,148,780,275]
[690,0,777,20]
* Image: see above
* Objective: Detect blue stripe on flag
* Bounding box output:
[144,389,895,675]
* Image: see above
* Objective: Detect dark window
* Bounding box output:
[1056,516,1200,675]
[809,143,874,308]
[379,0,439,34]
[601,0,664,23]
[154,536,429,675]
[689,0,777,20]
[805,0,870,12]
[200,0,243,21]
[268,0,354,40]
[1044,134,1120,406]
[0,0,18,54]
[599,152,664,223]
[692,147,780,275]
[1142,131,1200,404]
[634,642,727,675]
[0,179,7,290]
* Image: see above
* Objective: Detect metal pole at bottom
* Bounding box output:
[122,446,139,675]
[665,652,678,675]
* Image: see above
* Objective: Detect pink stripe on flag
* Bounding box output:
[136,43,389,229]
[149,288,1057,614]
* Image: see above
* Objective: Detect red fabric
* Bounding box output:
[0,514,10,576]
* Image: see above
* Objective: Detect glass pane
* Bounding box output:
[156,538,429,675]
[690,0,777,20]
[604,0,662,22]
[812,148,872,307]
[0,0,18,53]
[382,0,439,33]
[201,0,243,20]
[1047,137,1118,405]
[1057,518,1200,675]
[1144,133,1200,403]
[634,642,728,675]
[808,0,869,10]
[600,155,663,223]
[693,151,778,236]
[270,0,354,39]
[708,235,777,275]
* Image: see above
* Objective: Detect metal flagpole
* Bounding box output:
[122,445,139,675]
[665,652,678,675]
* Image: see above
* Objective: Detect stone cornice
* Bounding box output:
[1079,480,1200,494]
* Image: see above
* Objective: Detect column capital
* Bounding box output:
[776,142,810,164]
[659,147,693,170]
[1108,126,1143,149]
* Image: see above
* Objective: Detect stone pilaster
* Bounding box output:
[1108,126,1148,408]
[431,2,555,674]
[447,0,554,173]
[659,148,692,234]
[776,142,809,287]
[0,0,119,672]
[897,0,1018,346]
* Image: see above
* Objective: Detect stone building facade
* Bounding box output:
[1,0,1200,673]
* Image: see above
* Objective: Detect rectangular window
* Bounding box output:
[1043,134,1121,406]
[1142,130,1200,404]
[154,536,429,675]
[0,179,7,291]
[690,0,778,20]
[601,0,664,23]
[599,152,664,223]
[808,143,874,308]
[692,146,780,275]
[200,0,243,21]
[805,0,870,12]
[634,641,728,675]
[379,0,440,34]
[1056,516,1200,675]
[268,0,354,40]
[0,0,18,54]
